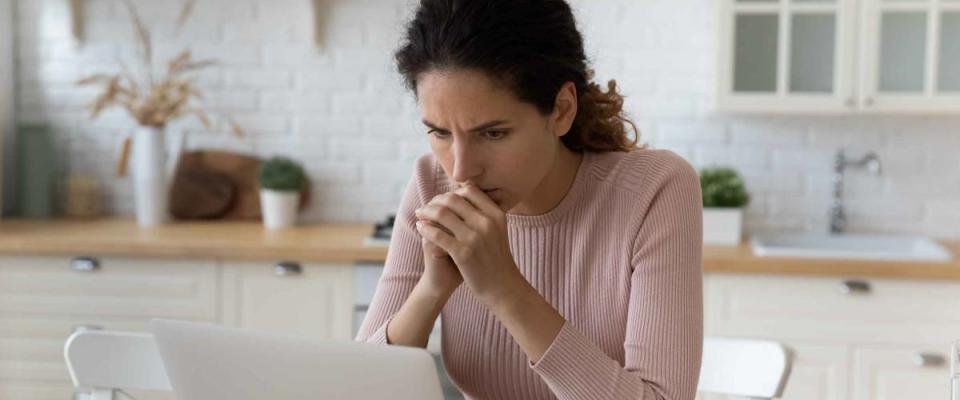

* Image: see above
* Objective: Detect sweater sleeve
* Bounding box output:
[530,155,704,400]
[354,156,435,344]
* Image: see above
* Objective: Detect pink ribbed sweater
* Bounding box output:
[356,149,704,400]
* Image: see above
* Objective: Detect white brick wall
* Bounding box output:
[12,0,960,239]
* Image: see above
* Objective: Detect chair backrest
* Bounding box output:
[697,337,793,399]
[64,330,172,400]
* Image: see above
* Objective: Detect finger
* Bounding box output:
[421,237,450,259]
[420,219,453,237]
[453,183,502,220]
[415,220,458,254]
[432,193,487,230]
[415,203,472,240]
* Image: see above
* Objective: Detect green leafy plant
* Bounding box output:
[257,157,306,192]
[700,167,749,208]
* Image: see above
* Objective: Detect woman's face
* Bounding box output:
[415,68,576,213]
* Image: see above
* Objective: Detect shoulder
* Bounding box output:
[410,153,453,199]
[589,148,699,196]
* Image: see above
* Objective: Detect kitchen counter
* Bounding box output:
[1,218,958,279]
[0,217,388,263]
[704,242,960,280]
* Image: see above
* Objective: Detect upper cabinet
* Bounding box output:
[718,0,960,114]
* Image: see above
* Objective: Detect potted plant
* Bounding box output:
[700,167,750,245]
[76,0,241,227]
[257,157,307,230]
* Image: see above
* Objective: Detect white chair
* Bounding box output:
[65,330,791,400]
[697,337,793,399]
[64,330,172,400]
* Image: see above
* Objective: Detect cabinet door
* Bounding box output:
[0,255,215,400]
[221,261,354,341]
[853,345,953,400]
[705,274,960,345]
[718,0,858,113]
[860,0,960,112]
[0,255,219,319]
[0,316,176,400]
[778,343,851,400]
[697,341,850,400]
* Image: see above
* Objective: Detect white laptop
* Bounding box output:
[149,318,444,400]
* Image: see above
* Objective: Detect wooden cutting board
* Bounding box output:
[170,150,310,220]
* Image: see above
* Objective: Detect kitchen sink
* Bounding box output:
[750,233,954,262]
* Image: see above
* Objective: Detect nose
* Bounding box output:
[450,138,481,184]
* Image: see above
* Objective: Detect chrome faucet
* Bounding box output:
[830,149,882,234]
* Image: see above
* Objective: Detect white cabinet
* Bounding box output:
[860,0,960,112]
[718,0,960,113]
[0,255,219,319]
[705,273,959,399]
[777,343,851,400]
[0,254,357,399]
[718,0,859,112]
[852,345,952,400]
[0,255,219,400]
[221,260,354,341]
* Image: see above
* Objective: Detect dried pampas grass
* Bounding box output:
[78,0,241,137]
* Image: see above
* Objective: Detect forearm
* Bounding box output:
[385,279,452,348]
[486,273,566,363]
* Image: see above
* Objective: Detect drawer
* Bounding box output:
[705,274,960,344]
[852,345,953,400]
[221,260,354,341]
[0,314,214,385]
[0,255,219,319]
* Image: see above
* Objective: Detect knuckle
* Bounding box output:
[478,217,492,231]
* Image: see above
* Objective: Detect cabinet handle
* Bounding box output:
[273,261,302,277]
[70,257,100,272]
[845,97,855,107]
[915,352,946,368]
[864,97,875,106]
[71,324,104,333]
[840,279,871,295]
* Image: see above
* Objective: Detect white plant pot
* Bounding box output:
[703,208,743,245]
[131,126,169,227]
[260,189,299,229]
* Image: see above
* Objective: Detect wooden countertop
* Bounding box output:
[704,242,960,280]
[0,218,389,263]
[1,218,959,280]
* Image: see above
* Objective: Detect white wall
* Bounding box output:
[13,0,960,239]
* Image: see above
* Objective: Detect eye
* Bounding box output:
[483,130,508,140]
[428,129,451,139]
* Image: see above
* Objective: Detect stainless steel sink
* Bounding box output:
[750,233,953,262]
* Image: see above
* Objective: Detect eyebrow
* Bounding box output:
[422,119,510,133]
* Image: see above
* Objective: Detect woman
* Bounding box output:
[355,1,703,399]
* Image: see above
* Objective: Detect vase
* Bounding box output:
[131,126,170,227]
[259,189,299,229]
[702,207,743,245]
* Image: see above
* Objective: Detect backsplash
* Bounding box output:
[11,0,960,238]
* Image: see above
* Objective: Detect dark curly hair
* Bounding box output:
[394,0,641,152]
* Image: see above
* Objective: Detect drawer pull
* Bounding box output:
[70,257,101,272]
[840,280,871,295]
[273,261,302,277]
[71,324,104,333]
[914,352,946,368]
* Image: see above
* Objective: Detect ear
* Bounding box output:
[550,81,578,138]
